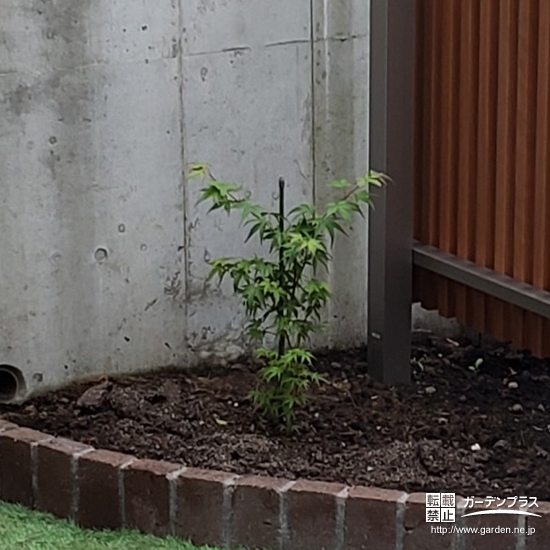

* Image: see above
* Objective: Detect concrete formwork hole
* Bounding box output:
[0,365,25,403]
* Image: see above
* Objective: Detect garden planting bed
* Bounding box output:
[4,332,550,499]
[1,331,550,549]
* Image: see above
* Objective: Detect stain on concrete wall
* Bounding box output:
[311,0,370,349]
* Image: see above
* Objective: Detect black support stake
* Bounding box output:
[367,0,415,384]
[278,177,285,357]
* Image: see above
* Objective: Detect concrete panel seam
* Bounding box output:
[222,474,239,547]
[395,492,409,550]
[278,480,296,550]
[336,486,350,550]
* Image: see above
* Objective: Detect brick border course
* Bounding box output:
[0,420,548,549]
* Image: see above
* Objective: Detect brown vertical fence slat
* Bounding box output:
[475,0,499,271]
[414,0,425,242]
[416,0,433,246]
[494,0,518,278]
[533,0,550,291]
[440,1,461,317]
[514,0,539,286]
[457,0,479,263]
[427,0,442,247]
[526,311,543,355]
[414,0,550,358]
[454,0,480,324]
[487,295,504,343]
[502,302,516,345]
[512,0,539,347]
[531,0,550,355]
[439,0,460,255]
[468,0,498,334]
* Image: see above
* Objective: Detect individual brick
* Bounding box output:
[460,496,521,550]
[403,493,453,550]
[345,486,404,550]
[36,437,93,519]
[286,479,347,550]
[174,468,236,547]
[77,449,135,530]
[526,500,550,550]
[232,475,289,550]
[124,459,183,537]
[0,427,52,506]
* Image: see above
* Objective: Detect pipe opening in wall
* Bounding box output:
[0,365,25,403]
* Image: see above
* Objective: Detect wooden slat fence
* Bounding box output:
[414,0,550,356]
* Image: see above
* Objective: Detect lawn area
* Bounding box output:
[0,501,220,550]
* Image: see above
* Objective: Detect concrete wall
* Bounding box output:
[0,0,370,398]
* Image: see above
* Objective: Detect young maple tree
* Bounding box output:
[191,164,387,429]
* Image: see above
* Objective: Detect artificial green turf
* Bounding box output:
[0,501,220,550]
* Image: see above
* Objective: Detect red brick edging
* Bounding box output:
[0,419,547,550]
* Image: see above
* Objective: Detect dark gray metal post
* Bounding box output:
[367,0,416,384]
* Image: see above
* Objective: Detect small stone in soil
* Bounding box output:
[471,443,481,452]
[76,382,110,410]
[493,440,511,451]
[425,386,437,395]
[508,381,519,389]
[510,404,524,414]
[535,446,549,459]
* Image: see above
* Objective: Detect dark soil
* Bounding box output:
[3,332,550,500]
